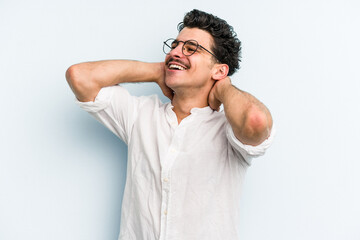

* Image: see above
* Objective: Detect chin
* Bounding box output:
[165,75,181,88]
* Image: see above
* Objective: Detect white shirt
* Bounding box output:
[77,85,275,240]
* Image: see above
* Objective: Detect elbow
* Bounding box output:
[66,64,82,89]
[241,107,272,146]
[65,64,98,102]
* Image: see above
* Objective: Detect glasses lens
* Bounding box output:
[163,39,177,54]
[183,40,198,56]
[163,39,199,56]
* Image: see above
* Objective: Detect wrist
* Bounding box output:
[150,62,165,84]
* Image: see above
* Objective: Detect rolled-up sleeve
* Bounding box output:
[226,122,276,164]
[75,85,144,145]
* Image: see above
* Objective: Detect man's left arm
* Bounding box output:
[209,77,273,146]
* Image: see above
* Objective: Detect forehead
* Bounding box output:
[176,27,213,48]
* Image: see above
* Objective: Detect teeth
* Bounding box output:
[169,64,185,70]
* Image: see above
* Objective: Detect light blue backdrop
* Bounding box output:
[1,0,359,239]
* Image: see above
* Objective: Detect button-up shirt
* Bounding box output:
[77,85,275,240]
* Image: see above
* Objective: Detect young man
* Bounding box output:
[66,9,274,240]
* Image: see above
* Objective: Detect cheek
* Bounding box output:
[164,54,170,63]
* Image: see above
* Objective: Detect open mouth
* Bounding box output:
[166,59,189,71]
[168,64,186,71]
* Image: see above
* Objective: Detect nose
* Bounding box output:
[169,43,184,58]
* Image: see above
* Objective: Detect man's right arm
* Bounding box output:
[65,60,173,102]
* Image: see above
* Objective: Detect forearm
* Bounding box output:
[215,80,273,146]
[66,60,163,102]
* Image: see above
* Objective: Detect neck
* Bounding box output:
[171,88,210,123]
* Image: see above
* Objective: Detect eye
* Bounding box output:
[185,46,196,52]
[170,40,179,49]
[184,41,198,53]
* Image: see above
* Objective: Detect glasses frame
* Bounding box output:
[163,38,219,61]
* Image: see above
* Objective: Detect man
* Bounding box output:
[66,9,274,240]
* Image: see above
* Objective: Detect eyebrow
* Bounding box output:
[175,39,202,47]
[186,41,197,47]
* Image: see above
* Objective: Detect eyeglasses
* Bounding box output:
[163,38,218,61]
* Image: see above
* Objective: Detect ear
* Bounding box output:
[212,64,229,80]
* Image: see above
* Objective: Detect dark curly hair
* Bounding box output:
[177,9,241,76]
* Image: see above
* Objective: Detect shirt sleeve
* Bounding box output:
[75,85,146,145]
[226,122,276,164]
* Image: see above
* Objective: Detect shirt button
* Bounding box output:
[163,178,169,182]
[170,148,176,153]
[164,210,168,215]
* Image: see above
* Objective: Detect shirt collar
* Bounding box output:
[165,103,214,116]
[190,106,213,114]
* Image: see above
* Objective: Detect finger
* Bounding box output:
[163,88,174,100]
[212,100,221,111]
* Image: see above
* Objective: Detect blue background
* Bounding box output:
[1,0,359,239]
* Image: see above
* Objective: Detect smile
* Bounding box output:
[168,64,186,70]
